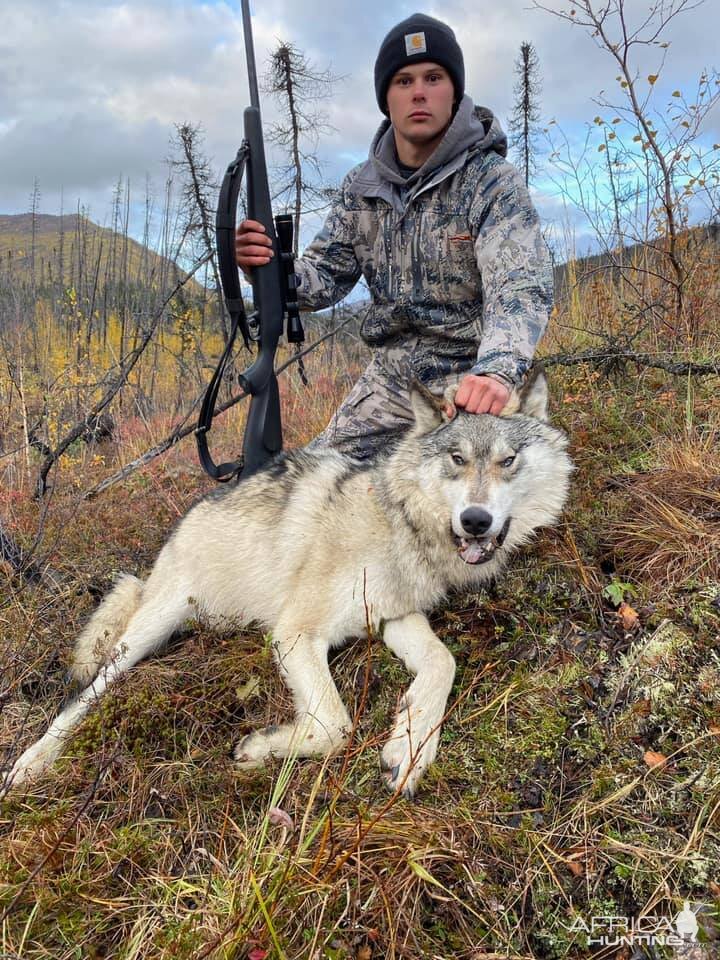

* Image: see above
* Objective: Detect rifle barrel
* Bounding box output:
[241,0,260,111]
[198,0,285,482]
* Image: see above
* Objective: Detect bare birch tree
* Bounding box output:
[536,0,720,339]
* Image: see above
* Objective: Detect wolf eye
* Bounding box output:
[451,452,465,466]
[500,455,516,469]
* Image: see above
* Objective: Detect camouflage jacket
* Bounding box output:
[293,96,553,386]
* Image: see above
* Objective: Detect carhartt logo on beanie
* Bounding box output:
[374,13,465,116]
[406,32,428,55]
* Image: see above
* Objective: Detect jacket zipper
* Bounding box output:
[384,203,395,299]
[412,207,422,301]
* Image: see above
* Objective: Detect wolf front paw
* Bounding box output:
[380,738,435,799]
[233,725,280,768]
[233,717,349,769]
[1,736,63,796]
[380,702,443,798]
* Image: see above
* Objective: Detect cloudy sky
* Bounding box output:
[1,0,718,257]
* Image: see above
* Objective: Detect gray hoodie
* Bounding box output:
[363,95,508,204]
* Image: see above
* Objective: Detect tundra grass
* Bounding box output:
[1,352,720,958]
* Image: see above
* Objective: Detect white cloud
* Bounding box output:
[0,0,717,247]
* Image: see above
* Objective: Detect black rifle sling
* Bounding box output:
[195,144,251,482]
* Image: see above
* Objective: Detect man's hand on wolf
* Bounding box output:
[452,375,510,416]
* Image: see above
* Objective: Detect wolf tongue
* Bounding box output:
[460,539,490,564]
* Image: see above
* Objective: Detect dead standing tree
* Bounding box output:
[264,41,340,254]
[34,253,212,498]
[508,41,543,188]
[535,0,720,341]
[170,122,228,343]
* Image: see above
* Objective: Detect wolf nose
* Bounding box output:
[460,507,492,536]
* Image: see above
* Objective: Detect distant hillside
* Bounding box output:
[4,211,715,314]
[552,222,720,300]
[0,213,202,295]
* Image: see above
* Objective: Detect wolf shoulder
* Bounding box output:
[186,448,381,529]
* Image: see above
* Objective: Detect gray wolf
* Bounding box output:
[3,370,572,799]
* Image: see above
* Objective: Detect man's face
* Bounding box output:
[385,62,455,148]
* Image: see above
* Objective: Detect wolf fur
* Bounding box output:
[3,370,572,798]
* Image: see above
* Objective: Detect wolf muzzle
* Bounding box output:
[454,515,511,564]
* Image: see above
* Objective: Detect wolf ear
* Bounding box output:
[517,366,549,421]
[408,379,454,435]
[502,366,549,421]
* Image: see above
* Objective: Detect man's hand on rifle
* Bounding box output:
[236,219,274,273]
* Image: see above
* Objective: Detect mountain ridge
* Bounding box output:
[0,212,200,294]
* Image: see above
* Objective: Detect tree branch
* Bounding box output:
[543,348,720,375]
[35,253,212,498]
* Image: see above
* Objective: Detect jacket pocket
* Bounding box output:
[440,230,479,294]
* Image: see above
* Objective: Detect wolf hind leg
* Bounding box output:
[234,618,351,768]
[70,573,145,686]
[380,613,456,798]
[2,586,193,795]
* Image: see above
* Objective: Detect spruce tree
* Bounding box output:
[509,42,543,187]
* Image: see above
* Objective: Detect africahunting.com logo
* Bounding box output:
[566,901,700,948]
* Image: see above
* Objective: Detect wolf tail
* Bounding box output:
[70,574,144,686]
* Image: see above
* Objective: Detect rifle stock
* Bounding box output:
[240,104,285,473]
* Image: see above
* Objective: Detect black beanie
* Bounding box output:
[374,13,465,116]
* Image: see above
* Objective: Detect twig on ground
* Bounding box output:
[0,517,68,590]
[543,349,720,376]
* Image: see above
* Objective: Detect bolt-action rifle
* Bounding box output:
[196,0,303,482]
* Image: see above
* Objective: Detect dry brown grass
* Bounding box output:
[605,426,720,590]
[2,245,720,957]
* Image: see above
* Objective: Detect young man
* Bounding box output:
[236,13,553,457]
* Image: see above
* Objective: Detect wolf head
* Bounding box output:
[395,369,573,569]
